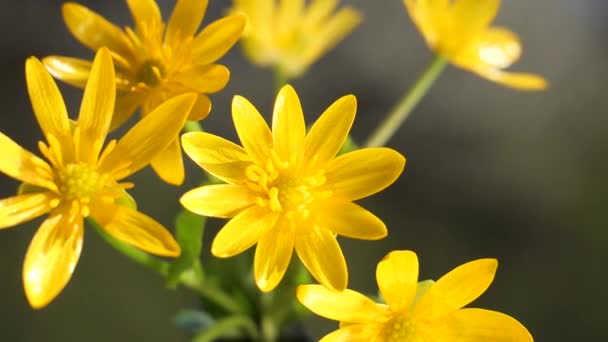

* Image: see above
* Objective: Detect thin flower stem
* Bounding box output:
[179,270,247,315]
[364,55,448,147]
[183,120,204,132]
[193,315,259,342]
[274,67,289,93]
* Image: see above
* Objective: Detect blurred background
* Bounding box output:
[0,0,605,340]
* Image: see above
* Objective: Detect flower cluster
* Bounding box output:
[0,0,544,341]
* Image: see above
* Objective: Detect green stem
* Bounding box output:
[364,55,448,148]
[193,315,259,342]
[183,120,204,133]
[179,271,246,315]
[274,67,289,93]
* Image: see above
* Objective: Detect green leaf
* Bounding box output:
[166,209,206,288]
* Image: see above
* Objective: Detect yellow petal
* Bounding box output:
[99,93,196,180]
[376,250,419,312]
[297,284,389,324]
[276,0,304,34]
[192,14,247,65]
[0,193,55,229]
[445,0,500,53]
[174,64,230,93]
[42,56,92,88]
[254,218,295,292]
[26,57,73,162]
[77,48,115,165]
[126,0,162,36]
[441,308,533,342]
[232,95,273,166]
[211,205,279,258]
[403,0,450,49]
[62,3,133,61]
[189,94,212,121]
[310,199,386,240]
[455,27,522,69]
[414,258,498,321]
[295,224,347,291]
[323,148,405,201]
[181,132,252,184]
[180,184,256,218]
[150,137,185,186]
[0,132,56,190]
[475,68,548,91]
[165,0,208,48]
[319,324,383,342]
[301,0,339,28]
[23,210,83,309]
[110,91,145,131]
[304,95,356,170]
[91,202,180,257]
[272,85,305,163]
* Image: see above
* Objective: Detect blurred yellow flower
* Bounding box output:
[0,48,196,308]
[404,0,547,90]
[232,0,362,78]
[180,85,405,292]
[298,250,533,342]
[43,0,246,185]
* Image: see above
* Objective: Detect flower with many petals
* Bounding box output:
[298,250,533,342]
[43,0,246,185]
[232,0,362,78]
[404,0,547,90]
[180,85,405,292]
[0,48,196,308]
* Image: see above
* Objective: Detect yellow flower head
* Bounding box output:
[404,0,547,90]
[232,0,362,78]
[180,85,405,292]
[0,48,196,309]
[298,250,533,341]
[43,0,246,185]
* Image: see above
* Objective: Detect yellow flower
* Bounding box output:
[43,0,246,185]
[180,85,405,292]
[232,0,362,78]
[0,48,196,309]
[404,0,547,90]
[298,250,533,342]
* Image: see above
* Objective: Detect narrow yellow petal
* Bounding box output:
[180,184,256,218]
[23,210,83,309]
[297,285,390,324]
[254,218,295,292]
[376,250,419,312]
[272,85,305,164]
[310,199,387,240]
[323,148,405,201]
[189,94,212,121]
[304,95,356,170]
[414,258,498,321]
[42,56,92,88]
[77,48,116,165]
[211,206,279,258]
[150,137,185,186]
[232,95,273,166]
[192,14,247,65]
[0,193,55,229]
[441,308,533,342]
[126,0,162,36]
[174,64,230,93]
[295,224,347,291]
[99,93,196,179]
[0,132,55,190]
[62,3,133,61]
[110,91,145,131]
[455,27,522,69]
[403,0,450,49]
[301,0,338,28]
[445,0,500,53]
[165,0,208,48]
[91,202,180,257]
[26,57,73,162]
[476,68,548,91]
[319,324,383,342]
[181,132,252,184]
[276,0,304,34]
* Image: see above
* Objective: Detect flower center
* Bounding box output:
[245,150,330,220]
[58,162,101,201]
[136,59,166,87]
[383,311,419,342]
